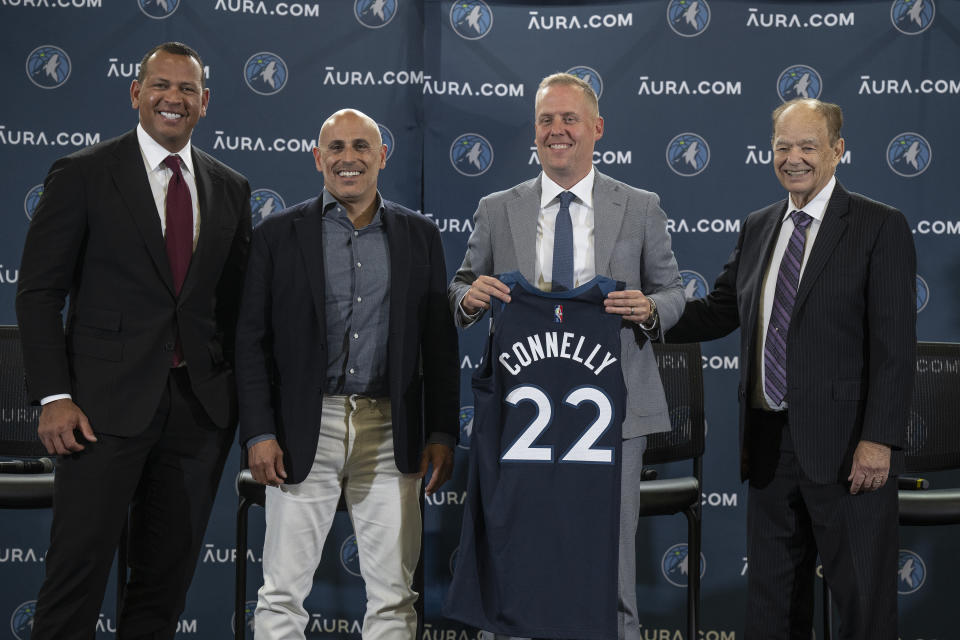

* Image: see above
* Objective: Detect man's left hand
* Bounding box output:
[604,290,653,325]
[419,443,454,496]
[847,440,891,494]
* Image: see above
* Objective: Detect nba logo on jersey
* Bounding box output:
[553,304,563,323]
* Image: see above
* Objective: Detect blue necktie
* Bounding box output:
[552,191,575,291]
[763,210,813,407]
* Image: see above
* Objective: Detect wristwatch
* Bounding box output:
[640,297,658,330]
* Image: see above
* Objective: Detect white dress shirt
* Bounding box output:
[754,175,836,410]
[136,123,201,246]
[535,168,597,291]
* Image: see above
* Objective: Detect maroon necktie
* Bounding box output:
[163,154,193,365]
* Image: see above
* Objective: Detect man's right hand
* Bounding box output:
[461,275,511,315]
[38,398,96,455]
[248,439,287,487]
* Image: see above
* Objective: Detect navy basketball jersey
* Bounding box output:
[445,272,625,640]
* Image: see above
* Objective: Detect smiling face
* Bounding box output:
[772,102,844,209]
[534,83,604,189]
[130,50,208,153]
[313,110,386,210]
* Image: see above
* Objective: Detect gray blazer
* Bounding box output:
[448,170,684,438]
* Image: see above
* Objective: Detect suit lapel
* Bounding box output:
[178,148,223,300]
[109,131,175,294]
[294,198,328,328]
[743,202,787,338]
[505,178,540,281]
[794,184,849,311]
[384,204,409,358]
[592,173,625,277]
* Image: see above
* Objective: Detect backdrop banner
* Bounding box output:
[1,1,957,638]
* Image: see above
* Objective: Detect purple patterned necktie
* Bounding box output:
[763,210,812,407]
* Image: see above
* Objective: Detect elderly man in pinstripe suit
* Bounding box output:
[668,98,916,640]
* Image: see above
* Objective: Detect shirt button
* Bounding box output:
[354,231,359,237]
[353,333,359,339]
[349,368,355,374]
[357,296,362,302]
[356,262,362,268]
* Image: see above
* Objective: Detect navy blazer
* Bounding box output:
[668,183,916,484]
[235,196,459,485]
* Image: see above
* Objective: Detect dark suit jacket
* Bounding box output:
[668,183,916,484]
[16,129,252,434]
[235,196,459,485]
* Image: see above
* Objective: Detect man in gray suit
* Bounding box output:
[448,72,684,640]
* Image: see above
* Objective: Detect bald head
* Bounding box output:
[312,108,387,219]
[318,109,382,148]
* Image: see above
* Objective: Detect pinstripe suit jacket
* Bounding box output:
[668,182,916,483]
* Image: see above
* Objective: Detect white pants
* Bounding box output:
[255,395,422,640]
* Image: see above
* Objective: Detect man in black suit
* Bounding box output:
[235,108,458,638]
[16,42,251,639]
[667,98,915,640]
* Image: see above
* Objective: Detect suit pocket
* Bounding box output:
[68,334,123,362]
[76,307,121,331]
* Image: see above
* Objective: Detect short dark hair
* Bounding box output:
[137,42,205,89]
[772,98,843,144]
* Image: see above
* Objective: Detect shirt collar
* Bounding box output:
[540,167,595,209]
[321,188,385,225]
[137,123,195,177]
[784,175,835,223]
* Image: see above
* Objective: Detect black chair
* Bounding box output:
[641,341,706,640]
[0,325,128,612]
[234,454,425,639]
[822,341,960,640]
[0,325,54,506]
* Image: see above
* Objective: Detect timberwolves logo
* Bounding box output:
[565,66,603,100]
[679,270,708,299]
[661,543,705,587]
[250,189,286,227]
[887,133,931,177]
[244,52,288,96]
[891,0,935,35]
[450,1,493,40]
[26,45,71,89]
[229,600,257,638]
[898,549,926,594]
[666,133,710,177]
[458,406,474,450]
[355,0,398,28]
[378,123,395,161]
[450,133,493,177]
[10,600,37,640]
[915,274,929,312]
[777,65,822,102]
[340,534,361,577]
[24,184,45,221]
[138,0,179,19]
[667,0,711,37]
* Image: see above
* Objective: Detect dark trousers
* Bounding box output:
[32,368,234,640]
[744,410,898,640]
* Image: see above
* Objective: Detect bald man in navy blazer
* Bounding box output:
[668,99,915,640]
